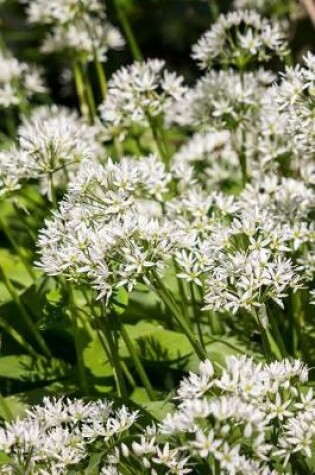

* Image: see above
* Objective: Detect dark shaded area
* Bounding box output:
[1,0,314,109]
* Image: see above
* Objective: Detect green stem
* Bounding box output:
[148,117,169,165]
[173,260,191,326]
[49,173,57,209]
[255,309,272,362]
[68,284,89,394]
[73,61,89,120]
[289,291,301,356]
[82,64,97,122]
[0,265,51,357]
[95,318,136,390]
[0,314,38,355]
[121,360,137,389]
[190,283,205,350]
[0,214,36,281]
[209,0,220,22]
[101,304,128,399]
[114,0,143,61]
[94,58,107,99]
[151,272,207,360]
[266,303,288,358]
[120,323,156,401]
[239,127,248,186]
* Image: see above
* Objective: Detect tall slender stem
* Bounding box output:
[190,283,205,350]
[150,272,207,360]
[82,64,97,122]
[148,117,170,165]
[0,314,38,355]
[255,308,272,362]
[120,322,156,401]
[73,61,89,120]
[68,284,89,394]
[114,0,143,61]
[266,303,288,358]
[101,303,128,399]
[94,58,107,99]
[239,126,248,186]
[49,173,57,209]
[209,0,220,22]
[173,259,191,326]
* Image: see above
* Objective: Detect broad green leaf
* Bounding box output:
[111,287,129,316]
[0,452,12,465]
[120,322,251,372]
[0,354,70,381]
[141,400,175,421]
[84,453,103,475]
[0,249,34,290]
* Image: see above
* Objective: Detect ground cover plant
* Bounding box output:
[0,0,314,473]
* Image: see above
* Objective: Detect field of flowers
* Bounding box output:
[0,0,314,473]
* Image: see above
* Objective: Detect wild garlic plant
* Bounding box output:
[2,356,315,474]
[0,1,314,473]
[0,50,46,134]
[0,397,139,474]
[101,356,315,474]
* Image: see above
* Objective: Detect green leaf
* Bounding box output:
[0,451,12,465]
[120,322,250,372]
[0,249,33,290]
[111,287,129,316]
[84,453,103,475]
[0,354,70,381]
[141,400,175,421]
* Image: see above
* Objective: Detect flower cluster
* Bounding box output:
[100,59,187,141]
[191,10,289,69]
[22,0,124,61]
[0,397,138,474]
[171,129,241,189]
[169,68,275,129]
[37,156,176,299]
[0,51,46,109]
[0,105,102,199]
[2,356,314,475]
[99,356,315,474]
[264,52,315,171]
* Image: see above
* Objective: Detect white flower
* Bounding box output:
[100,59,187,141]
[191,11,288,69]
[0,51,46,109]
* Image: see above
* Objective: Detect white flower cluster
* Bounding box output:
[192,10,288,69]
[168,68,275,129]
[100,59,187,141]
[0,51,46,109]
[22,0,124,61]
[1,358,314,474]
[37,155,176,299]
[169,50,314,186]
[0,105,102,199]
[0,397,138,474]
[100,356,315,474]
[37,147,312,314]
[264,53,315,172]
[171,129,241,189]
